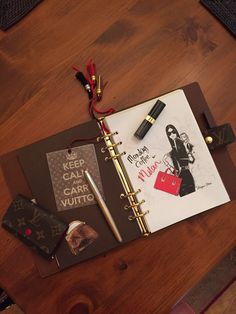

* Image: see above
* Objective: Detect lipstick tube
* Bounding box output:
[134,100,166,140]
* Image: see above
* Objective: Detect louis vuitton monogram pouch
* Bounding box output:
[2,195,68,259]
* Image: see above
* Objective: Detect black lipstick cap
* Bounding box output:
[134,100,166,140]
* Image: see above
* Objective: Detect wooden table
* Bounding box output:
[0,1,235,313]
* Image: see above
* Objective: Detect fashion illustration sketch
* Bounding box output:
[163,124,195,197]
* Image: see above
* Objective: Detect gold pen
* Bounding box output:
[84,170,123,243]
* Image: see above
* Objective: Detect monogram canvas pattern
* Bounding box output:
[47,144,104,211]
[14,199,24,211]
[36,230,45,240]
[2,195,68,259]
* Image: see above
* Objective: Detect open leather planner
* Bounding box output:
[1,82,235,277]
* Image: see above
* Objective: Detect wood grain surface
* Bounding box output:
[206,282,236,314]
[0,1,235,313]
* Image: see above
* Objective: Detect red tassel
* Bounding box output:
[72,66,80,72]
[100,121,110,133]
[72,61,114,120]
[86,59,96,86]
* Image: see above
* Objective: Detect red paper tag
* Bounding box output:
[154,169,182,196]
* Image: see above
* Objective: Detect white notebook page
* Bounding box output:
[104,89,230,233]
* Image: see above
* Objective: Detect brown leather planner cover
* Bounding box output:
[19,120,142,267]
[1,82,235,277]
[183,83,235,200]
[1,119,142,276]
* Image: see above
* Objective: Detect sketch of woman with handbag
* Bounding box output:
[163,124,195,197]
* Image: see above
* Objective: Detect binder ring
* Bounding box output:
[101,142,122,153]
[120,189,141,199]
[97,131,118,142]
[124,200,145,210]
[128,210,149,221]
[105,152,126,161]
